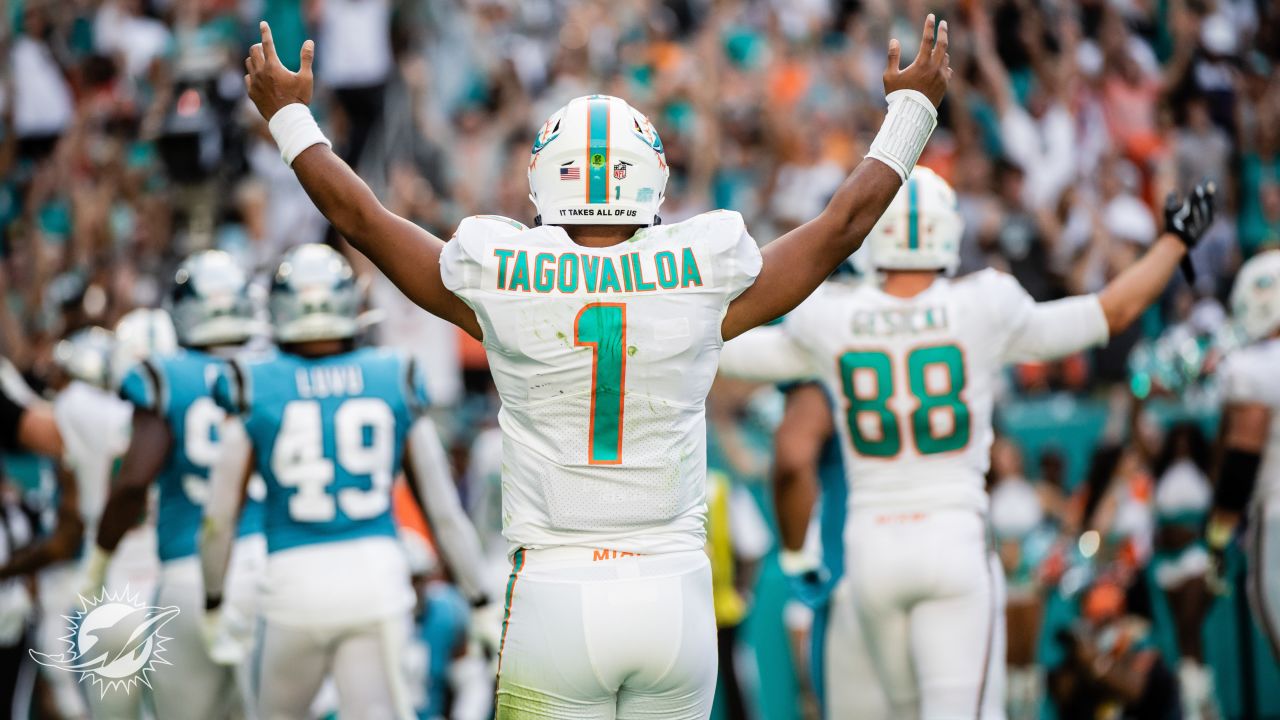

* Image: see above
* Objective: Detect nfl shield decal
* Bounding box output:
[613,161,632,180]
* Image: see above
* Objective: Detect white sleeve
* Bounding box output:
[719,325,816,383]
[439,222,487,306]
[407,416,489,603]
[200,416,253,601]
[699,211,762,305]
[723,224,763,304]
[1220,352,1271,405]
[1003,295,1110,363]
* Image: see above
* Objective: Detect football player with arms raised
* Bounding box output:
[719,169,1216,719]
[242,15,950,719]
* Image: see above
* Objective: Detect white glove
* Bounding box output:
[468,599,504,658]
[201,601,250,666]
[78,546,111,600]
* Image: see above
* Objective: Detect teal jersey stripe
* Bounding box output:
[587,98,610,204]
[907,176,920,250]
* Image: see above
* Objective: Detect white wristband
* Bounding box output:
[866,89,938,182]
[267,103,331,166]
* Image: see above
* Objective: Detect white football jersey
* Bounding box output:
[1220,338,1280,504]
[730,270,1108,512]
[53,380,134,537]
[441,211,762,554]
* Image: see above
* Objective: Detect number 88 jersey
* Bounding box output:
[213,346,429,554]
[777,270,1107,513]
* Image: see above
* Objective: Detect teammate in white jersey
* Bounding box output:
[719,168,1217,719]
[244,15,950,718]
[0,325,165,719]
[1208,249,1280,662]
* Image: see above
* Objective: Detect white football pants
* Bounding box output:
[150,535,263,720]
[494,547,717,720]
[817,577,890,720]
[252,613,415,720]
[845,508,1007,720]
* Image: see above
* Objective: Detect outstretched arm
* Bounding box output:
[719,325,816,383]
[244,23,480,340]
[723,16,951,340]
[1097,183,1216,334]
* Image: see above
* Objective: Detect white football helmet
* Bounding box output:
[864,166,962,274]
[1230,249,1280,342]
[269,244,361,343]
[527,95,669,226]
[54,327,115,389]
[112,308,179,388]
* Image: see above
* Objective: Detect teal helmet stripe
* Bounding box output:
[587,97,610,204]
[907,175,920,250]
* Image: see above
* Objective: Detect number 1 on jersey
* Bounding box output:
[575,303,626,464]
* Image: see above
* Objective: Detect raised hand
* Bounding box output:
[1164,181,1217,249]
[245,21,315,121]
[884,14,952,108]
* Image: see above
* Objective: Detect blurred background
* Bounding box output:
[1,0,1279,718]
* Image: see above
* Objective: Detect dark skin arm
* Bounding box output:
[96,409,171,552]
[0,465,82,579]
[722,16,952,340]
[16,402,63,458]
[773,384,835,553]
[246,18,949,344]
[243,24,480,340]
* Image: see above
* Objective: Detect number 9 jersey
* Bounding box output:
[440,212,762,555]
[119,348,265,561]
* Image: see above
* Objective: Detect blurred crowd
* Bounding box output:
[3,0,1280,718]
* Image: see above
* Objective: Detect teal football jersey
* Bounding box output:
[119,348,264,562]
[214,347,429,554]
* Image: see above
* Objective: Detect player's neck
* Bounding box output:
[561,224,644,248]
[283,339,352,358]
[188,343,244,359]
[881,271,940,298]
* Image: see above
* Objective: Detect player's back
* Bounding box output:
[1222,338,1280,504]
[785,270,1038,512]
[441,211,761,553]
[221,346,425,552]
[218,345,424,624]
[121,348,261,561]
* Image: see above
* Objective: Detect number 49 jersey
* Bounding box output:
[120,349,264,562]
[213,346,430,554]
[767,270,1108,512]
[441,212,762,554]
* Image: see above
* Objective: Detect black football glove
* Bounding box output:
[1164,181,1216,284]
